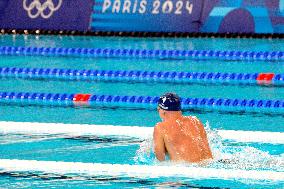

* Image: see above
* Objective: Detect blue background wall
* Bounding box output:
[0,0,284,33]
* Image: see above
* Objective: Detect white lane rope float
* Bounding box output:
[0,159,283,181]
[0,121,284,144]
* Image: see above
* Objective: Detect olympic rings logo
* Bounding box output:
[23,0,62,19]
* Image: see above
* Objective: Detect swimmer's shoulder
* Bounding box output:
[154,122,165,129]
[182,115,202,125]
[154,122,167,137]
[182,115,198,121]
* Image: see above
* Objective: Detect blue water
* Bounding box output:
[0,34,283,188]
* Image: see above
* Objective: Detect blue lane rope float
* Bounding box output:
[0,92,283,113]
[1,67,283,86]
[0,46,283,61]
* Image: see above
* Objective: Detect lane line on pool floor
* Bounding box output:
[0,159,283,181]
[0,121,283,144]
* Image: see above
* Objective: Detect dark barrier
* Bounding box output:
[0,0,284,34]
[92,0,202,32]
[200,0,284,33]
[0,0,93,31]
[92,0,284,33]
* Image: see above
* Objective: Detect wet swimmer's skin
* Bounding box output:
[153,93,213,163]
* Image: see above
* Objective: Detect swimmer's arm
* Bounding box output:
[196,119,213,158]
[193,117,213,158]
[153,124,166,161]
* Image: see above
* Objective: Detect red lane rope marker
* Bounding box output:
[73,94,91,106]
[73,94,91,102]
[257,73,275,85]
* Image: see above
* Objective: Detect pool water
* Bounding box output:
[0,34,283,188]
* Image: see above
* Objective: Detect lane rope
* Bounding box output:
[0,92,283,113]
[0,46,283,61]
[0,121,283,144]
[1,67,283,86]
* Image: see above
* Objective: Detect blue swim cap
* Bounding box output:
[158,93,181,111]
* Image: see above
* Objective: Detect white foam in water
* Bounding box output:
[0,121,284,144]
[203,122,284,172]
[0,159,283,181]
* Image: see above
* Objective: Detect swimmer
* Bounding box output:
[153,92,213,163]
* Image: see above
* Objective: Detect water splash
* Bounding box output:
[134,121,284,172]
[133,138,155,165]
[205,122,284,172]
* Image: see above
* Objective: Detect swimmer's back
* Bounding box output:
[160,116,212,162]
